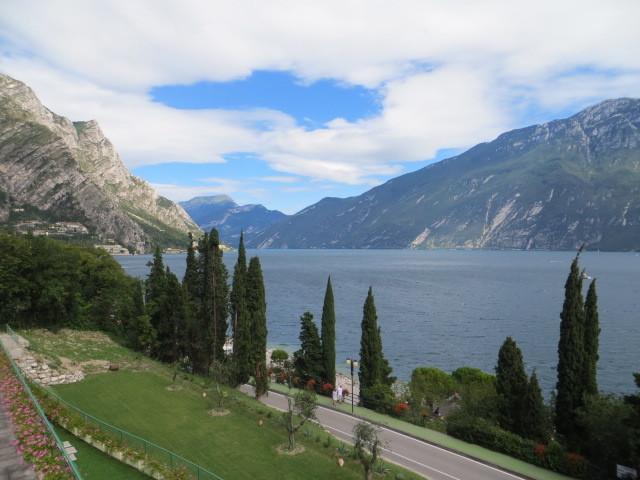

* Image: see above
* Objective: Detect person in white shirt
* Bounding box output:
[332,388,338,406]
[337,385,343,403]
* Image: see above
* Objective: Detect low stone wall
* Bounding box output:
[0,333,85,386]
[17,358,84,386]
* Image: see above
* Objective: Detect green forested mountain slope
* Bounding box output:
[251,98,640,250]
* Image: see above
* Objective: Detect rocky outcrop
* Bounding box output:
[251,98,640,251]
[0,73,200,252]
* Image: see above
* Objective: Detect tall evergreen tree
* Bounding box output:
[359,287,394,408]
[320,276,336,386]
[495,336,528,435]
[583,279,600,396]
[154,268,186,363]
[247,256,268,397]
[182,233,200,371]
[210,230,229,364]
[145,247,167,357]
[145,246,166,306]
[183,232,200,299]
[231,232,251,384]
[555,252,586,444]
[197,230,229,373]
[294,312,323,385]
[521,371,551,442]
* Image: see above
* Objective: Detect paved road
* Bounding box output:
[240,386,527,480]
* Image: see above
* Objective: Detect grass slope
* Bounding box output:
[53,371,417,480]
[54,427,150,480]
[19,329,420,480]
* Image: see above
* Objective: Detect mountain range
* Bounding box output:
[180,195,287,245]
[0,73,199,252]
[2,72,639,252]
[250,98,640,250]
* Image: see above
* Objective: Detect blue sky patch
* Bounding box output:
[150,70,381,126]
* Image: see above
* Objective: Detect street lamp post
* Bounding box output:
[346,358,358,414]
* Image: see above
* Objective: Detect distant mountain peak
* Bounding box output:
[181,195,287,244]
[250,98,640,251]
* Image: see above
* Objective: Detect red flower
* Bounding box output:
[393,402,409,415]
[533,443,546,458]
[322,383,333,393]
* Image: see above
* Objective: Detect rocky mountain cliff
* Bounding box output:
[251,98,640,250]
[0,73,200,252]
[181,195,287,244]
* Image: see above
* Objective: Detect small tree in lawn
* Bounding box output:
[353,422,383,480]
[283,389,317,451]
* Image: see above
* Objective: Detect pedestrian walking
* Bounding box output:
[337,385,343,403]
[332,388,338,406]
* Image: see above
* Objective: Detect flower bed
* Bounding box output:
[0,352,73,479]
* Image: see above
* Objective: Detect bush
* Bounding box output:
[446,414,588,478]
[271,349,289,364]
[392,402,409,417]
[409,367,456,412]
[361,383,395,413]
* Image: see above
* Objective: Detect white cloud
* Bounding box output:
[258,176,301,183]
[0,0,639,188]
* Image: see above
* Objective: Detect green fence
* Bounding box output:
[0,326,84,479]
[45,388,225,480]
[4,325,224,480]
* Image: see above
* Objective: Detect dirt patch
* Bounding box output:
[58,356,78,370]
[276,444,305,455]
[80,359,110,373]
[207,408,230,417]
[166,385,183,391]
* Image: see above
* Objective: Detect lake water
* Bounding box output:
[117,250,640,395]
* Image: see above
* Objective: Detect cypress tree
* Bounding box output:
[145,246,166,306]
[359,287,394,407]
[183,232,200,299]
[210,230,229,364]
[495,336,528,435]
[294,312,323,385]
[197,230,229,372]
[320,276,336,386]
[247,256,268,397]
[555,252,586,444]
[154,268,185,363]
[231,232,251,384]
[182,233,200,371]
[521,371,550,442]
[583,279,600,396]
[145,247,167,358]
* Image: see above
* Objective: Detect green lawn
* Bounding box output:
[54,427,150,480]
[269,382,573,480]
[53,370,421,480]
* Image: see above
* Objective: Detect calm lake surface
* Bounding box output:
[117,250,640,395]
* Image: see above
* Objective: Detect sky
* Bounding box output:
[1,1,639,214]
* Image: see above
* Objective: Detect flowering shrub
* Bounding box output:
[0,353,73,479]
[393,402,409,416]
[533,443,546,458]
[322,383,334,393]
[276,371,288,384]
[306,378,317,391]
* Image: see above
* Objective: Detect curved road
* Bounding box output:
[240,386,527,480]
